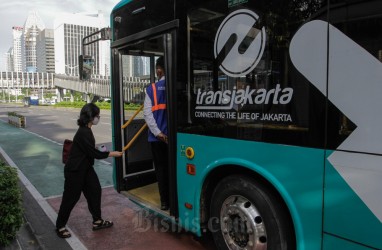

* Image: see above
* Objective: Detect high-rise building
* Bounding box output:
[54,11,109,76]
[5,47,14,72]
[36,29,55,73]
[122,56,147,78]
[12,26,23,72]
[22,11,45,72]
[142,57,150,76]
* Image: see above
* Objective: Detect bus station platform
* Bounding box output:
[0,119,215,250]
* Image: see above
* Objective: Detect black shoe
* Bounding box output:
[161,202,169,210]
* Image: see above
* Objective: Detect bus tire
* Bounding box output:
[210,175,294,250]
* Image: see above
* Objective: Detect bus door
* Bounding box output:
[112,31,178,216]
[120,50,156,191]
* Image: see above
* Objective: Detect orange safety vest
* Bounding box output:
[151,83,167,111]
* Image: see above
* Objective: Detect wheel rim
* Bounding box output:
[220,195,267,250]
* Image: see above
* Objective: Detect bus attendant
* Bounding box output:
[143,56,169,210]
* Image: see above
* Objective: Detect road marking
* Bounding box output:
[21,128,63,145]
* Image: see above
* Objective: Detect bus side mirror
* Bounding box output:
[79,55,94,80]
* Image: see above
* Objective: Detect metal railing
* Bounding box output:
[54,74,150,103]
[0,72,55,89]
[121,105,147,151]
[54,74,111,98]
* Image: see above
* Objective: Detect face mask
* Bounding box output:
[92,116,100,125]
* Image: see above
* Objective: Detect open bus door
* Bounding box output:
[112,30,178,216]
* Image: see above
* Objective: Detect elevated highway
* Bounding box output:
[0,72,149,103]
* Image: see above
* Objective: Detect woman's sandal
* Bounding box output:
[56,227,71,238]
[92,219,113,231]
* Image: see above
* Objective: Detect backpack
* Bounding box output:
[62,139,73,164]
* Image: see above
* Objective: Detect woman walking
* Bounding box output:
[56,103,123,238]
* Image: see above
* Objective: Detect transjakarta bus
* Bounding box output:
[109,0,382,249]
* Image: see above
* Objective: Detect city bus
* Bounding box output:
[108,0,382,249]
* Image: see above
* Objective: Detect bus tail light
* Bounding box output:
[185,203,193,209]
[187,164,196,175]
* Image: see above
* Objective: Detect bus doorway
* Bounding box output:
[112,33,177,217]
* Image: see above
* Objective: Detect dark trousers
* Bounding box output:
[56,167,102,229]
[151,141,169,203]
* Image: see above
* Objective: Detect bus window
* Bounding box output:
[183,3,324,148]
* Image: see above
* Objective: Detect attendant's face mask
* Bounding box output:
[92,115,100,125]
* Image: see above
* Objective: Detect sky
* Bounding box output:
[0,0,120,71]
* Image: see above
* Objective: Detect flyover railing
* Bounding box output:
[0,72,55,89]
[54,74,150,103]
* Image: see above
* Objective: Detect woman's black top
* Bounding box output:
[65,126,109,172]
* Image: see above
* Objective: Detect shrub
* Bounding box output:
[7,112,23,118]
[54,101,86,108]
[0,161,23,246]
[54,101,141,110]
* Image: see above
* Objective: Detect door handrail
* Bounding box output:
[122,104,144,129]
[122,104,147,151]
[123,123,147,151]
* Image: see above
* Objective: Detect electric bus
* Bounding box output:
[109,0,382,249]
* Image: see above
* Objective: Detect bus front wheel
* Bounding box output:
[210,175,294,250]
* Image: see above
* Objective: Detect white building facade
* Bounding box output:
[54,11,109,76]
[12,26,23,72]
[36,29,55,73]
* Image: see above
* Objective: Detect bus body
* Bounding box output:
[110,0,382,249]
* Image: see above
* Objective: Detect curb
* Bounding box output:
[0,147,81,250]
[15,218,42,250]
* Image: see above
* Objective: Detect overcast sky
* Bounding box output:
[0,0,120,71]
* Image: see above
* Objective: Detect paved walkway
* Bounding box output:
[0,119,215,250]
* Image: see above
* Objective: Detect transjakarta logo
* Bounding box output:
[196,9,291,110]
[214,9,266,77]
[195,84,293,110]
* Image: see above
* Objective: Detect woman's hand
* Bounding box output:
[109,151,123,157]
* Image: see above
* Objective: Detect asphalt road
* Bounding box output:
[0,103,116,163]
